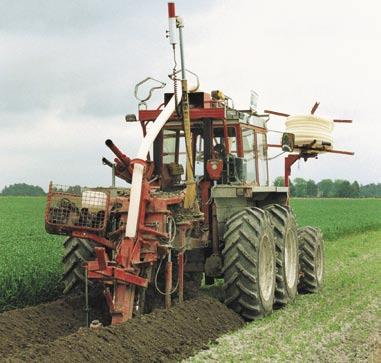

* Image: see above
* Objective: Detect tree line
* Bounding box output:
[0,184,84,196]
[1,183,46,196]
[1,181,381,198]
[274,177,381,198]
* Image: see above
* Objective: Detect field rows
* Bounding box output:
[291,198,381,240]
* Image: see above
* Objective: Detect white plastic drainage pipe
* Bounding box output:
[285,115,334,150]
[125,80,197,238]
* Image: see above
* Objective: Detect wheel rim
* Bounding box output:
[284,229,297,289]
[259,235,274,302]
[316,242,323,282]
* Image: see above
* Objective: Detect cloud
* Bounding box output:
[183,0,380,184]
[0,0,379,191]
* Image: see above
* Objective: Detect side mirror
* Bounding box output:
[281,132,295,152]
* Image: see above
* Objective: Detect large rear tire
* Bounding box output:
[266,204,298,307]
[62,237,95,294]
[222,207,276,320]
[297,226,324,293]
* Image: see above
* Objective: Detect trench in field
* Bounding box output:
[0,294,243,363]
[0,295,110,360]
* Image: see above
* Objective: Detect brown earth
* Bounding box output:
[1,295,243,362]
[0,295,109,360]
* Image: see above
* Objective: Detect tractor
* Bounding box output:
[45,2,352,325]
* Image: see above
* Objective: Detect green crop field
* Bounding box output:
[0,197,63,311]
[291,198,381,240]
[0,196,381,313]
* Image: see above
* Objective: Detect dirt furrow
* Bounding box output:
[2,296,243,363]
[0,295,108,359]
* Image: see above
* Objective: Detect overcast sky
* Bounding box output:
[1,0,380,190]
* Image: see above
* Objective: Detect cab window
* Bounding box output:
[242,128,256,182]
[212,127,237,157]
[162,129,177,164]
[194,134,204,177]
[257,132,268,186]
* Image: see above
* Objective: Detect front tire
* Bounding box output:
[222,207,276,320]
[298,226,325,293]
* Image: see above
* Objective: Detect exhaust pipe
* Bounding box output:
[105,139,131,168]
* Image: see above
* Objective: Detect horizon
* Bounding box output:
[1,176,380,194]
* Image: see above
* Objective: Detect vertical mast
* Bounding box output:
[167,2,197,209]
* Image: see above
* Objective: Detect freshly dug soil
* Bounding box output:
[4,295,244,363]
[0,295,109,359]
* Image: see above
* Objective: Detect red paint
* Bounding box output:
[168,2,176,18]
[114,269,148,287]
[206,159,223,180]
[264,109,290,117]
[106,139,131,168]
[235,124,244,157]
[310,101,320,115]
[222,119,230,154]
[95,247,108,271]
[72,231,115,249]
[139,108,225,122]
[284,154,300,187]
[112,285,134,324]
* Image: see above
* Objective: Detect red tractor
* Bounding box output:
[45,2,352,325]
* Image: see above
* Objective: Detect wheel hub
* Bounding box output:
[316,243,323,282]
[284,229,297,289]
[258,235,274,302]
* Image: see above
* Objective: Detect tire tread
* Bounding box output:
[222,207,275,320]
[298,226,324,293]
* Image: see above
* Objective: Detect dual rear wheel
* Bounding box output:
[222,205,324,321]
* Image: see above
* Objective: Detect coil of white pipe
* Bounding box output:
[285,115,334,151]
[125,79,198,238]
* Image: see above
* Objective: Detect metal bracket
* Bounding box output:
[134,77,166,109]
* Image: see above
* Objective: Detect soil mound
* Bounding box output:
[4,295,243,362]
[0,295,108,359]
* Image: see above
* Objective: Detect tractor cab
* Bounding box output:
[139,91,270,191]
